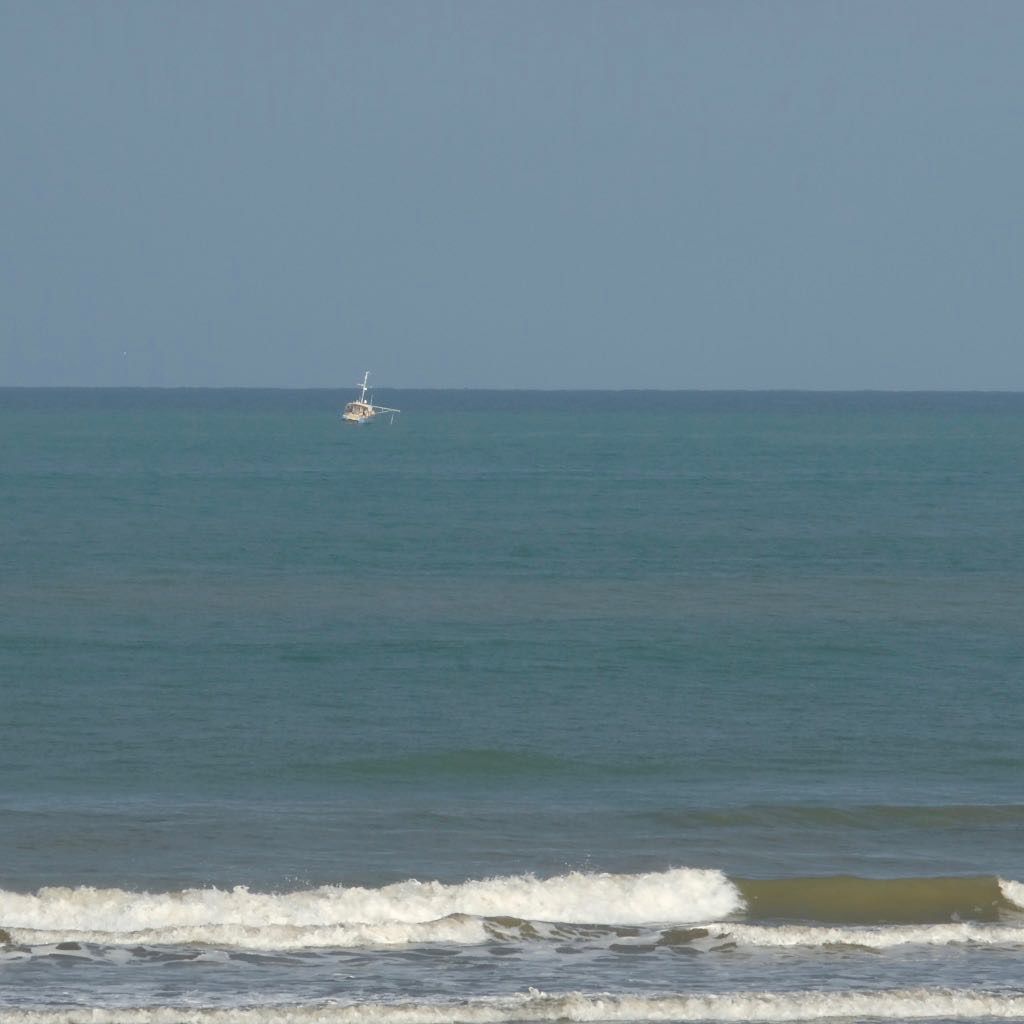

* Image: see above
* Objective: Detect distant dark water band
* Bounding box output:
[285,749,1024,813]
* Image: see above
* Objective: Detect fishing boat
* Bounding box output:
[341,371,400,424]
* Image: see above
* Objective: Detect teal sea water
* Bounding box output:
[1,388,1023,1024]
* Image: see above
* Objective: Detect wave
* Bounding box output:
[736,875,1020,924]
[9,917,1024,958]
[0,869,738,944]
[5,988,1024,1024]
[3,871,1022,951]
[2,915,489,952]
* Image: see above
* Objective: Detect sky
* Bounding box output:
[2,0,1022,390]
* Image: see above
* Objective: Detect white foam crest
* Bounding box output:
[707,921,1024,949]
[5,988,1024,1024]
[0,868,739,937]
[9,915,487,952]
[999,877,1024,910]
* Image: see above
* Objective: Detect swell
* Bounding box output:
[5,989,1024,1023]
[289,749,683,782]
[647,802,1024,829]
[736,875,1017,924]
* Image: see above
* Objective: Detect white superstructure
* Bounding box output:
[342,371,400,424]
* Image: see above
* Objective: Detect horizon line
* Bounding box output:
[4,385,1024,394]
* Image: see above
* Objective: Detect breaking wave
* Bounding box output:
[2,870,1022,952]
[0,868,738,948]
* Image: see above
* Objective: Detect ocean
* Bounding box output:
[1,388,1023,1024]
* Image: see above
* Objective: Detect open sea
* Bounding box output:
[1,388,1023,1024]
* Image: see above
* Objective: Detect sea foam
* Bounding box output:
[5,988,1024,1023]
[0,868,741,948]
[999,877,1024,910]
[695,921,1024,950]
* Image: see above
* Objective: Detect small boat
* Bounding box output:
[341,371,400,424]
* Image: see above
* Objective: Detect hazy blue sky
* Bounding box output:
[2,1,1022,388]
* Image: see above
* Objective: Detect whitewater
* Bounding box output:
[4,869,1024,955]
[7,990,1024,1024]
